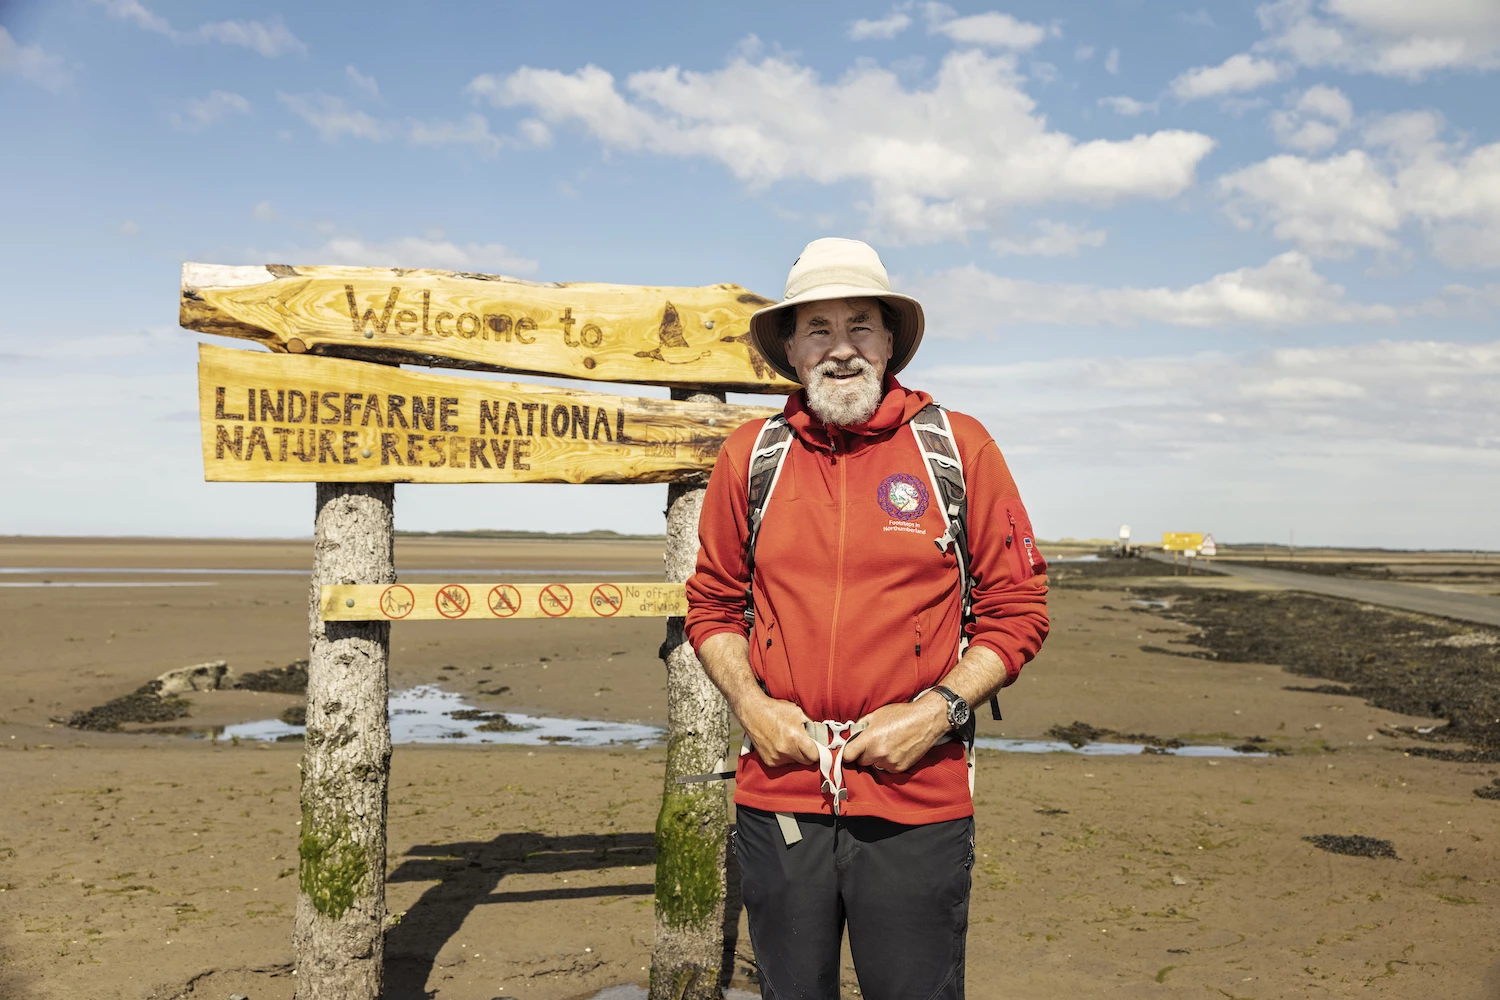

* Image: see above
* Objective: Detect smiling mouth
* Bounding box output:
[825,370,862,381]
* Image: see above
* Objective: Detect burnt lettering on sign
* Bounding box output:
[411,396,436,432]
[215,387,244,421]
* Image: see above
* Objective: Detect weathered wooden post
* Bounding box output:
[652,388,732,1000]
[294,483,394,999]
[182,264,791,995]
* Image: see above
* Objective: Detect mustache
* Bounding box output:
[813,358,874,379]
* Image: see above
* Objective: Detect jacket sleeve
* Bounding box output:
[952,414,1050,685]
[684,420,761,655]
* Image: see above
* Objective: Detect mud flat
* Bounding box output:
[1,538,1498,998]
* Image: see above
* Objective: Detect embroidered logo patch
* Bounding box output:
[877,473,929,521]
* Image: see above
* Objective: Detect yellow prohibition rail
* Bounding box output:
[320,581,687,622]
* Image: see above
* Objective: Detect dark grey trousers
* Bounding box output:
[735,805,974,1000]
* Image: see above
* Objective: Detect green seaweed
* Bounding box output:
[653,790,723,929]
[298,804,371,920]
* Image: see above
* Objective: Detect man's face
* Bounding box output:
[785,297,894,427]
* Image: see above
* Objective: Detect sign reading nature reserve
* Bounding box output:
[320,581,687,622]
[181,263,797,393]
[197,344,777,484]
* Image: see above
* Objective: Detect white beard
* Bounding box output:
[803,358,885,427]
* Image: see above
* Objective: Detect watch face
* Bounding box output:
[952,702,970,728]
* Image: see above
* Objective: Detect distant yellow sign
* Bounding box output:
[1162,532,1205,552]
[320,581,687,621]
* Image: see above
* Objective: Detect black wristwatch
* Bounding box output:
[930,686,970,730]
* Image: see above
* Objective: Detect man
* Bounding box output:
[685,238,1050,999]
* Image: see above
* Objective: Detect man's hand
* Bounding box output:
[842,693,951,773]
[736,693,820,768]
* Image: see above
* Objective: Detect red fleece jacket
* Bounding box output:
[686,379,1050,824]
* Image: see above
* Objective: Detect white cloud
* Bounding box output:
[117,220,140,237]
[248,233,538,275]
[0,27,71,92]
[1104,47,1120,73]
[345,65,379,98]
[1099,95,1157,116]
[407,113,503,154]
[915,338,1500,502]
[907,251,1397,334]
[850,10,913,41]
[172,90,251,129]
[924,5,1052,50]
[252,201,278,221]
[278,92,389,141]
[1171,53,1287,100]
[1258,0,1500,79]
[1074,44,1095,61]
[1269,84,1353,152]
[991,219,1106,256]
[194,16,304,57]
[93,1,305,57]
[470,49,1214,244]
[278,92,503,153]
[1221,114,1500,267]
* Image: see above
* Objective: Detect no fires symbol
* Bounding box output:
[435,585,471,619]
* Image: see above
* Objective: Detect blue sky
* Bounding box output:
[2,0,1498,547]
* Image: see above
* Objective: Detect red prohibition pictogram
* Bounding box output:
[434,584,472,619]
[487,584,522,618]
[378,585,415,619]
[538,583,574,617]
[590,584,623,617]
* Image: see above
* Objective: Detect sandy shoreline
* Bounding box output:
[2,537,1498,998]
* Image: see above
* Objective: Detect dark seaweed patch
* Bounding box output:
[1132,589,1500,760]
[1303,834,1398,859]
[65,681,191,731]
[236,660,309,694]
[1045,720,1184,749]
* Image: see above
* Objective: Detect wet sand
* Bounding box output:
[1,537,1498,998]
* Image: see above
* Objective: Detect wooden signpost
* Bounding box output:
[321,581,687,621]
[187,262,781,1000]
[182,263,796,392]
[198,344,774,485]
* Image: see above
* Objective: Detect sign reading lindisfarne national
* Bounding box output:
[181,263,798,392]
[198,344,776,484]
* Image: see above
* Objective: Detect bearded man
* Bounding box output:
[685,238,1050,999]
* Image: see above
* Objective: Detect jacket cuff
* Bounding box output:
[969,638,1021,687]
[688,622,750,658]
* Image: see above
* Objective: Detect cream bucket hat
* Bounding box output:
[749,237,925,384]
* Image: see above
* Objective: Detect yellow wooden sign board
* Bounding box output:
[1162,532,1205,552]
[198,344,777,484]
[181,263,797,393]
[320,581,687,621]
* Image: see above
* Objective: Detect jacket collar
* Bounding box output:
[783,376,933,453]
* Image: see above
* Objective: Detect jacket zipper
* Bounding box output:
[826,436,846,716]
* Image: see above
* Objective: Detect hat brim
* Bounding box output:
[749,285,925,385]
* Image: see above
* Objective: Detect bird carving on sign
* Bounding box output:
[634,301,711,366]
[718,329,777,380]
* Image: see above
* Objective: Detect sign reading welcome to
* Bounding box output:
[181,263,797,393]
[198,344,777,484]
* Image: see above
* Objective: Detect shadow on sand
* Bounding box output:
[383,828,743,998]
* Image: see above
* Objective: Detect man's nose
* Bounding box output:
[825,331,859,361]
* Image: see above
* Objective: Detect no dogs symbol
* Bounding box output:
[379,585,415,619]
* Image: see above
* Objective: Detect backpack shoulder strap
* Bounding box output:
[741,414,794,623]
[909,404,1002,722]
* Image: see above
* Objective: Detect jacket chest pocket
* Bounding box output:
[750,609,796,702]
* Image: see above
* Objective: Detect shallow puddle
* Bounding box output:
[976,737,1266,757]
[216,685,663,746]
